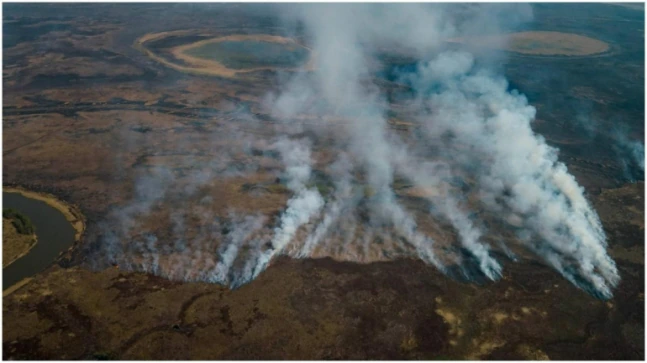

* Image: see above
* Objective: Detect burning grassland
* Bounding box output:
[80,4,627,300]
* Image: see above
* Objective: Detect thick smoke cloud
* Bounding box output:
[403,55,619,296]
[91,4,619,299]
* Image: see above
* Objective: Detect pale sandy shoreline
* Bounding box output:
[135,30,315,78]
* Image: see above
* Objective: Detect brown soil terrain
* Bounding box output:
[2,4,643,360]
[3,178,644,360]
[2,218,37,268]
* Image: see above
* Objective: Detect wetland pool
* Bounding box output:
[3,192,76,289]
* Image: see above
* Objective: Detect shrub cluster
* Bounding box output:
[3,208,35,235]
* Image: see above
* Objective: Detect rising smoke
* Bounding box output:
[612,125,645,182]
[90,4,620,299]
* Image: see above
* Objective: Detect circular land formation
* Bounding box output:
[449,31,610,57]
[136,30,314,78]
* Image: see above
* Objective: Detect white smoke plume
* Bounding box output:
[244,137,325,283]
[612,126,645,182]
[405,55,619,297]
[90,3,619,299]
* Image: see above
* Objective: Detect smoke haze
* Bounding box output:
[90,4,620,299]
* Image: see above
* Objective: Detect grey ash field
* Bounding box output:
[2,3,645,360]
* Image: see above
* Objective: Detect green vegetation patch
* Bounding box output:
[185,40,310,70]
[3,208,35,235]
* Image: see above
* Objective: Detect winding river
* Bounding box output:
[3,192,76,289]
